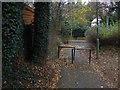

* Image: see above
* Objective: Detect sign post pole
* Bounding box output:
[96,1,99,59]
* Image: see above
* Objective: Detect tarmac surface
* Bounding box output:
[57,42,108,88]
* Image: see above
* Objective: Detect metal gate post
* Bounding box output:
[74,47,75,60]
[58,46,61,58]
[89,49,92,64]
[71,48,74,64]
[71,47,75,64]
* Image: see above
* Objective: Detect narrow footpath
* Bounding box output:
[57,42,108,88]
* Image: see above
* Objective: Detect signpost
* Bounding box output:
[96,1,99,59]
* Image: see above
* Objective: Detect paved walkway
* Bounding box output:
[57,45,108,88]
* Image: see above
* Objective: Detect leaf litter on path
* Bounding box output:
[91,47,119,88]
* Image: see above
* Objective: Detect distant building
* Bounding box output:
[91,17,101,27]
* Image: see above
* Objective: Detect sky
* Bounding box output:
[27,0,117,5]
[78,0,113,5]
[82,0,90,4]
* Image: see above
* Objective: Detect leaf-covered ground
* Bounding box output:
[29,60,62,88]
[57,44,119,88]
[91,47,119,88]
[57,50,108,88]
[3,44,119,88]
[27,45,118,88]
[3,57,62,88]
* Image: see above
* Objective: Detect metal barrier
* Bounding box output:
[73,48,92,64]
[58,46,75,64]
[58,45,92,64]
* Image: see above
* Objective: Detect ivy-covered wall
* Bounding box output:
[33,2,50,63]
[2,2,54,88]
[2,2,24,87]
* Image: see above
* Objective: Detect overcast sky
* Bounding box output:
[26,0,116,4]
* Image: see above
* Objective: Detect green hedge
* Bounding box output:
[33,2,50,63]
[2,2,25,87]
[72,29,86,38]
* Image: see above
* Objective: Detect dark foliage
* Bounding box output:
[72,28,87,38]
[23,24,34,61]
[85,28,120,47]
[101,2,120,26]
[2,2,25,88]
[33,2,50,63]
[59,28,71,37]
[85,29,97,45]
[100,32,120,47]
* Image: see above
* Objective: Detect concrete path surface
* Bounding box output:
[57,44,108,88]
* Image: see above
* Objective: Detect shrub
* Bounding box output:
[72,27,87,38]
[33,2,50,63]
[85,23,119,47]
[59,28,71,43]
[99,23,118,38]
[99,23,119,47]
[2,2,25,88]
[59,28,71,37]
[71,23,88,38]
[85,27,97,45]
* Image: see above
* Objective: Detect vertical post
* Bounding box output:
[74,47,75,60]
[71,47,75,64]
[71,48,74,64]
[89,49,91,64]
[106,14,109,31]
[58,46,60,58]
[96,1,99,59]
